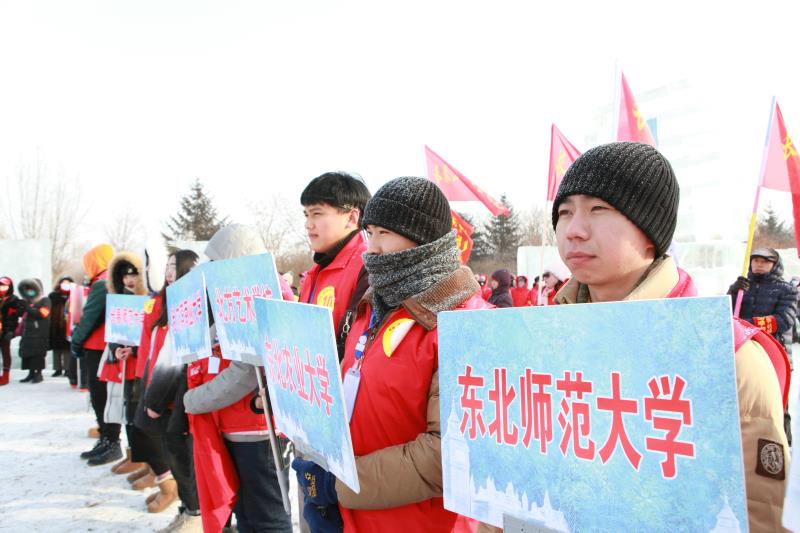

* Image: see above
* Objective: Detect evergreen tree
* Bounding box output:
[755,203,795,248]
[164,179,228,241]
[482,194,522,262]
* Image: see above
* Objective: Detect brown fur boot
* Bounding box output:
[127,465,151,484]
[147,476,178,513]
[131,471,157,491]
[112,448,145,475]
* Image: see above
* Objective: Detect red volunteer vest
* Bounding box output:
[338,293,489,533]
[299,232,367,330]
[187,360,239,533]
[136,295,163,378]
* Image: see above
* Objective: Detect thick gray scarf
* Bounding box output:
[362,231,461,324]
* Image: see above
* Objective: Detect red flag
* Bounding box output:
[618,72,656,146]
[451,210,474,264]
[425,145,510,216]
[759,101,800,252]
[547,124,582,201]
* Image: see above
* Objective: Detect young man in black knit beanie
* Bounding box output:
[292,176,489,533]
[550,141,788,533]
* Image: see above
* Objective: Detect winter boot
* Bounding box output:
[0,369,9,386]
[31,370,43,384]
[146,490,160,506]
[116,458,146,474]
[127,465,151,483]
[132,469,157,490]
[87,426,100,439]
[19,370,34,383]
[87,439,123,466]
[147,475,178,513]
[112,449,145,475]
[80,438,107,460]
[51,370,62,377]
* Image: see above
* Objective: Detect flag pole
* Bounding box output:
[734,96,776,317]
[255,369,291,515]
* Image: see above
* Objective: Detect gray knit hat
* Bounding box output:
[362,177,452,245]
[552,142,679,256]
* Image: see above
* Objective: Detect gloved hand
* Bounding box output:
[729,276,750,294]
[302,500,343,533]
[753,315,778,334]
[292,458,338,506]
[70,344,84,359]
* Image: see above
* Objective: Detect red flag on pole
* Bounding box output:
[547,124,582,201]
[451,210,474,264]
[617,72,656,146]
[759,101,800,252]
[424,145,510,217]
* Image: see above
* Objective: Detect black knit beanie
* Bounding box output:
[362,177,452,245]
[552,142,679,256]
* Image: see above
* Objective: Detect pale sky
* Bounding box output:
[1,0,799,249]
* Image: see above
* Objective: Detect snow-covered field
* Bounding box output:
[0,367,300,532]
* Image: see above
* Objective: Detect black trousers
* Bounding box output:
[162,431,199,512]
[126,402,170,475]
[52,348,69,372]
[85,349,120,442]
[1,338,11,372]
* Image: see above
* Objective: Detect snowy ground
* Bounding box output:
[0,365,300,532]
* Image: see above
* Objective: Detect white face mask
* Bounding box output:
[60,281,72,292]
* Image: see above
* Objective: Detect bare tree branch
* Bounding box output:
[105,210,144,251]
[1,155,86,277]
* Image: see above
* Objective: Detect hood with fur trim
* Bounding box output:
[18,278,44,301]
[107,251,147,295]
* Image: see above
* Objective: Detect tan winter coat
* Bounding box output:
[479,256,789,533]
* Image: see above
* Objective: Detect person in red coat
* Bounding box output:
[510,275,532,307]
[292,176,488,533]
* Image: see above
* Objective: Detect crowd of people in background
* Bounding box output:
[0,141,795,532]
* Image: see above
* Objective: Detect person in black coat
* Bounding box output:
[729,248,798,355]
[0,276,24,386]
[17,279,52,384]
[729,247,798,445]
[488,268,513,308]
[48,276,74,379]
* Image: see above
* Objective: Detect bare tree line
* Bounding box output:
[1,156,85,276]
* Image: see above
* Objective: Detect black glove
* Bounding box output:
[729,276,750,294]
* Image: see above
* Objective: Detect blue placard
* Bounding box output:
[104,294,149,346]
[166,268,212,364]
[255,297,359,493]
[203,253,282,365]
[438,296,747,532]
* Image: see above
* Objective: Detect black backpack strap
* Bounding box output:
[336,266,369,362]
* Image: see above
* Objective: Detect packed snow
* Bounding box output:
[0,362,300,532]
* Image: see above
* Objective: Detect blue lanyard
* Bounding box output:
[353,311,376,362]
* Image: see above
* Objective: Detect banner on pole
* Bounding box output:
[438,296,746,531]
[167,268,212,364]
[104,294,149,345]
[203,253,283,365]
[255,297,360,493]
